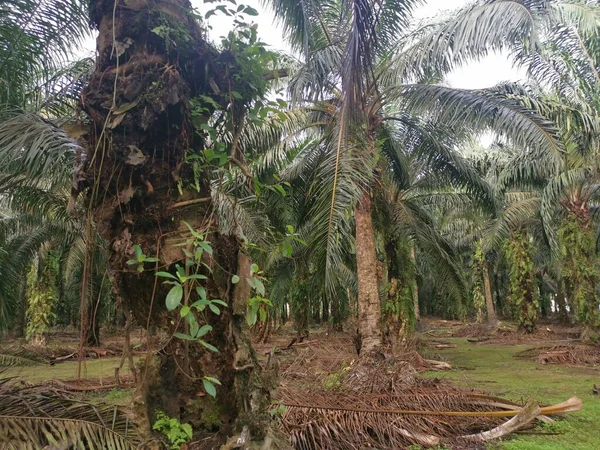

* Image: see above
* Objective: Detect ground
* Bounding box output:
[1,319,599,449]
[420,319,600,450]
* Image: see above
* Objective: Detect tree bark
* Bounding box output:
[355,192,382,354]
[81,0,273,441]
[410,245,420,321]
[483,263,497,325]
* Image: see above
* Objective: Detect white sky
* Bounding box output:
[80,0,525,89]
[192,0,526,89]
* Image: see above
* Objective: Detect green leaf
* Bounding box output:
[211,299,228,307]
[133,245,142,259]
[136,264,144,273]
[191,299,209,311]
[203,378,217,397]
[200,340,220,353]
[246,309,257,327]
[197,324,213,338]
[166,285,183,311]
[188,274,208,280]
[189,315,199,337]
[126,259,138,266]
[204,376,221,385]
[209,303,220,315]
[182,423,193,439]
[253,279,265,296]
[259,308,267,322]
[180,306,191,317]
[173,332,195,341]
[156,271,178,280]
[198,241,213,255]
[232,275,240,284]
[196,286,207,300]
[251,263,259,274]
[282,241,293,258]
[244,6,258,15]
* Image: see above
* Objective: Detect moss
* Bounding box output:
[193,396,224,432]
[420,338,600,450]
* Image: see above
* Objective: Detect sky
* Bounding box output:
[80,0,526,89]
[191,0,526,89]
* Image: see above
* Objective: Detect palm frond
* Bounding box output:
[0,379,140,449]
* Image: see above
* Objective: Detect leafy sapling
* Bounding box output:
[126,244,159,273]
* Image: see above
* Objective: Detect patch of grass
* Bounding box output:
[2,357,138,383]
[421,338,600,450]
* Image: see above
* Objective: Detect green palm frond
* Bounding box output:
[0,111,80,190]
[393,84,565,160]
[382,0,548,83]
[0,0,90,108]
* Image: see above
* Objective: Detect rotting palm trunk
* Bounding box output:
[355,192,382,354]
[81,0,273,442]
[483,263,497,325]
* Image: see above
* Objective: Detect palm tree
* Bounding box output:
[266,0,567,353]
[0,0,287,441]
[495,2,600,341]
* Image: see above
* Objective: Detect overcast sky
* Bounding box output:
[192,0,526,89]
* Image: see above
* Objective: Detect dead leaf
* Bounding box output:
[125,145,148,165]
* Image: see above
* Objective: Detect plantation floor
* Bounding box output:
[421,337,600,450]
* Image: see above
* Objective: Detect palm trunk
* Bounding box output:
[410,245,420,321]
[82,0,272,441]
[483,263,497,325]
[355,191,382,354]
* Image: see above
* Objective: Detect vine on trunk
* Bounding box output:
[505,229,539,333]
[558,213,600,343]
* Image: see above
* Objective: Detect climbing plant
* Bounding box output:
[25,252,59,345]
[505,229,539,333]
[558,213,600,343]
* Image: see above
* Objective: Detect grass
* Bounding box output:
[421,338,600,450]
[3,356,137,383]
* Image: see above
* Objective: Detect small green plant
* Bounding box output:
[155,222,227,397]
[152,411,193,450]
[268,400,286,419]
[126,244,159,273]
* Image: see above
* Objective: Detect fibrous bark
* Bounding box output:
[81,0,273,441]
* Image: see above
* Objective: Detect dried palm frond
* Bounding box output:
[280,388,581,450]
[0,378,141,449]
[0,352,45,367]
[515,345,600,366]
[0,345,48,367]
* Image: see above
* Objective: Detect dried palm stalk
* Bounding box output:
[280,389,582,449]
[0,378,141,449]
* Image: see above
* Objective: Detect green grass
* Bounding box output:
[421,338,600,450]
[3,356,137,383]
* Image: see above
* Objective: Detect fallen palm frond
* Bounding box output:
[0,352,45,367]
[0,378,141,449]
[515,345,600,366]
[0,345,49,367]
[280,389,582,449]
